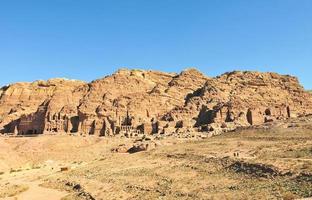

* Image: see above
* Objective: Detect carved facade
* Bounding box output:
[16,105,46,135]
[11,106,159,137]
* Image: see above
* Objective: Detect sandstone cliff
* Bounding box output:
[0,69,311,137]
[172,71,312,134]
[0,79,85,133]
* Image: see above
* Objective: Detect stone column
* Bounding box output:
[13,125,18,136]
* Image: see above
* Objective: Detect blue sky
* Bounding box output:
[0,0,311,89]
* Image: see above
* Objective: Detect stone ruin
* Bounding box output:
[0,69,311,138]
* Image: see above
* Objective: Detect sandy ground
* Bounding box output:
[0,120,312,199]
[0,135,117,200]
[0,165,68,200]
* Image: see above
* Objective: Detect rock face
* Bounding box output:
[0,69,311,137]
[167,71,312,134]
[0,79,85,134]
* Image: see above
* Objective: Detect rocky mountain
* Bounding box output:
[0,68,311,137]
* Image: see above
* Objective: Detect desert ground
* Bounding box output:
[1,117,312,200]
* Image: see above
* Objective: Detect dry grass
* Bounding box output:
[0,184,29,198]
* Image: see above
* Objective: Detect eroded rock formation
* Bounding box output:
[0,69,311,137]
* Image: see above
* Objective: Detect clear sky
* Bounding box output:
[0,0,311,89]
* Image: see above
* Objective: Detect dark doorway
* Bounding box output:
[265,108,271,116]
[70,116,79,132]
[287,106,291,118]
[247,109,253,125]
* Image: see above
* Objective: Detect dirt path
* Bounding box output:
[1,180,68,200]
[0,166,69,200]
[14,181,67,200]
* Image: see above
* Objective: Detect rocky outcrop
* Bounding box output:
[0,79,85,134]
[228,160,280,178]
[165,71,312,134]
[0,69,311,137]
